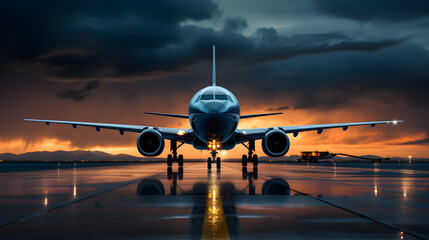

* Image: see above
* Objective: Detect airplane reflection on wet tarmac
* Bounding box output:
[137,167,290,240]
[1,162,428,239]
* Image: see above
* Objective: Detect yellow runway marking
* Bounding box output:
[201,170,230,240]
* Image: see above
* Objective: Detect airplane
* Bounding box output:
[25,45,403,169]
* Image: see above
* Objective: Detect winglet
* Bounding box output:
[212,45,216,86]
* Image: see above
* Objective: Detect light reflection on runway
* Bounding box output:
[0,162,428,239]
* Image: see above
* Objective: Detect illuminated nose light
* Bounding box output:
[207,140,221,151]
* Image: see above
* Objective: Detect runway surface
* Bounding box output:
[0,162,429,239]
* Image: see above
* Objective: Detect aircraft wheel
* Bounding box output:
[178,154,184,167]
[207,157,212,169]
[242,155,247,167]
[216,157,221,169]
[253,154,258,167]
[167,154,173,167]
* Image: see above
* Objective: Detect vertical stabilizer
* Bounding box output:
[212,45,216,86]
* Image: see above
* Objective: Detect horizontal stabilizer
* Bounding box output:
[240,112,283,119]
[144,112,189,119]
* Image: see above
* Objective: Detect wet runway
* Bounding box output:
[1,162,429,239]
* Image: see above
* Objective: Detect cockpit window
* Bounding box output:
[200,94,214,100]
[227,95,234,103]
[215,94,228,100]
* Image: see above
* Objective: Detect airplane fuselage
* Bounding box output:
[188,86,240,144]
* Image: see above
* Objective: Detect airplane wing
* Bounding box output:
[240,112,282,119]
[144,112,189,119]
[24,119,192,142]
[237,120,403,141]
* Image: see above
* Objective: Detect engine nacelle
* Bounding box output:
[262,129,290,157]
[137,129,164,156]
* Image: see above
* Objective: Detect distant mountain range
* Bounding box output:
[0,150,143,161]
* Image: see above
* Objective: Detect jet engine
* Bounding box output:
[137,129,164,156]
[262,129,290,157]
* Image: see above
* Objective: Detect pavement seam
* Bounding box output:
[223,163,427,240]
[290,189,427,240]
[0,163,195,228]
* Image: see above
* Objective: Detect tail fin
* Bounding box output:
[212,45,216,86]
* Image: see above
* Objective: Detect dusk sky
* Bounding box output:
[1,0,428,158]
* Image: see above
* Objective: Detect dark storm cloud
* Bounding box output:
[57,81,100,101]
[0,0,406,85]
[237,42,429,111]
[266,106,290,111]
[0,0,220,79]
[223,17,248,32]
[242,28,407,64]
[312,0,429,22]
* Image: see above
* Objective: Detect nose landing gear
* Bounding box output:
[207,150,221,169]
[207,139,222,169]
[241,140,258,167]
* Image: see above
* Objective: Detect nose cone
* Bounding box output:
[203,102,225,113]
[191,113,236,143]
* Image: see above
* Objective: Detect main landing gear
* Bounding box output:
[241,140,258,167]
[207,150,221,170]
[167,140,184,167]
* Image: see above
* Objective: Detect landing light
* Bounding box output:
[207,140,221,151]
[177,130,186,136]
[393,120,398,125]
